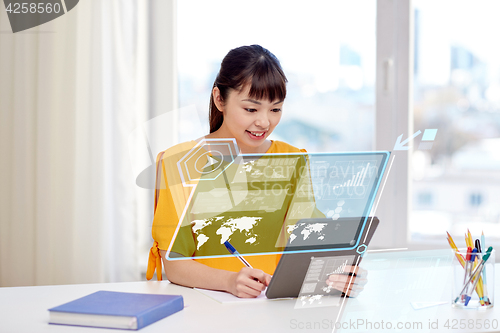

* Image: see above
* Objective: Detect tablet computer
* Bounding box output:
[265,216,379,299]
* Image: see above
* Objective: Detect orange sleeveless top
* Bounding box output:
[146,140,306,280]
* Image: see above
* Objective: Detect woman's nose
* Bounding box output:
[255,111,270,128]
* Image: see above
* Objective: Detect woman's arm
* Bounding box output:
[160,250,271,298]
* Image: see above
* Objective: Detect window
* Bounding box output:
[177,0,376,152]
[410,0,500,242]
[470,193,483,207]
[417,192,433,207]
[169,0,500,251]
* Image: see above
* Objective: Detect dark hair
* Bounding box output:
[209,45,288,133]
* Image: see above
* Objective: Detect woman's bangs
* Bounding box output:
[246,67,287,103]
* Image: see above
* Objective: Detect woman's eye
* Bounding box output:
[245,108,257,112]
[271,108,282,113]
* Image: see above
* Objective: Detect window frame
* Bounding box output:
[373,0,413,249]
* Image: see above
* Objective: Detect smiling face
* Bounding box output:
[209,85,283,154]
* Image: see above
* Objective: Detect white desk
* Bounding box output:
[337,250,499,333]
[1,250,498,333]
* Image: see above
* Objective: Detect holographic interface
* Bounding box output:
[162,140,390,260]
[295,255,356,309]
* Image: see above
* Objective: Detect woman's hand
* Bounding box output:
[325,265,368,298]
[226,267,272,298]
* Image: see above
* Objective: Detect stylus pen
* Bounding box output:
[224,241,253,268]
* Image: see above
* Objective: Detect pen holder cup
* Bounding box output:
[451,249,494,309]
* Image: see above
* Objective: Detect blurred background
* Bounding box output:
[1,0,499,287]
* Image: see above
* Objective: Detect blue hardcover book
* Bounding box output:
[48,290,184,330]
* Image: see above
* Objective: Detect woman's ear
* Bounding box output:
[212,87,224,112]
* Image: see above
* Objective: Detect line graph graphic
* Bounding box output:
[325,257,351,276]
[289,202,316,219]
[322,160,377,200]
[294,255,356,309]
[332,162,370,190]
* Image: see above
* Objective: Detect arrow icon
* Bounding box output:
[203,156,220,169]
[393,130,421,150]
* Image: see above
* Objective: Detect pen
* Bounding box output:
[464,247,493,306]
[456,246,493,305]
[455,246,485,304]
[224,241,253,268]
[448,231,489,306]
[475,239,481,253]
[480,234,487,284]
[463,247,472,288]
[472,242,486,305]
[480,232,490,305]
[467,248,485,305]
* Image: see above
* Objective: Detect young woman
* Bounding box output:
[147,45,366,298]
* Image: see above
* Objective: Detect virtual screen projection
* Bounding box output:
[295,255,356,309]
[163,140,390,260]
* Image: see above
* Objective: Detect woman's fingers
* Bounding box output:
[327,273,368,286]
[327,279,365,292]
[326,265,368,297]
[342,265,368,278]
[229,267,270,298]
[246,268,271,286]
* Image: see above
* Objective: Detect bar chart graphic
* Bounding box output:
[295,255,356,309]
[323,160,377,200]
[332,162,370,191]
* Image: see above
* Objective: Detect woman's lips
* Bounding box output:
[246,130,266,140]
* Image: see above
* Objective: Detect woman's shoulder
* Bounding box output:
[268,140,307,153]
[156,140,198,162]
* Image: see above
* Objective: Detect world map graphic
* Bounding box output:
[191,216,262,250]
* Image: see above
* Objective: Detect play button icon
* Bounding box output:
[196,151,224,174]
[177,138,239,186]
